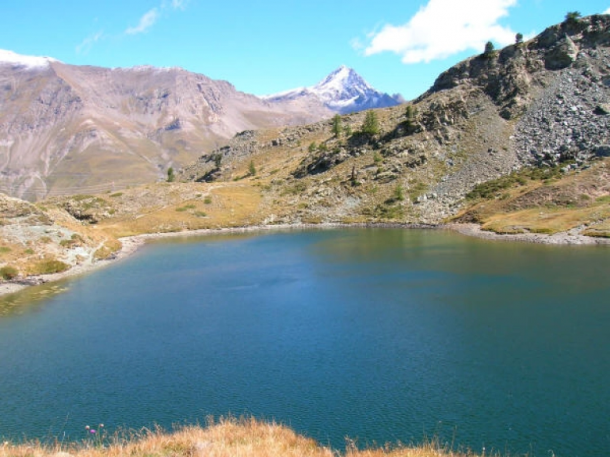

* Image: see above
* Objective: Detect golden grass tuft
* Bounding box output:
[0,418,491,457]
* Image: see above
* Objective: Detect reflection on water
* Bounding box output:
[0,283,69,316]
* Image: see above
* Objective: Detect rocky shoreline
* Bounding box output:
[1,222,608,298]
[447,223,610,245]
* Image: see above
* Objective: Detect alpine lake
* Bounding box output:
[0,228,608,457]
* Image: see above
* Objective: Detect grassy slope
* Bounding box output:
[452,158,610,236]
[3,126,609,280]
[0,418,487,457]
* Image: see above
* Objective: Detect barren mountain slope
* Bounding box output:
[0,60,331,201]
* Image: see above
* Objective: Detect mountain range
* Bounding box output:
[0,52,401,200]
[1,14,610,281]
[263,65,403,114]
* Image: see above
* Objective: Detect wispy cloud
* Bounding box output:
[124,0,190,36]
[76,30,104,55]
[361,0,518,64]
[78,0,190,52]
[604,7,610,14]
[169,0,190,10]
[125,8,160,35]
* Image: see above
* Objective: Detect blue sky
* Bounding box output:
[1,0,610,100]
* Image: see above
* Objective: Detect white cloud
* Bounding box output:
[170,0,189,9]
[76,31,104,55]
[125,8,160,35]
[363,0,518,64]
[604,7,610,14]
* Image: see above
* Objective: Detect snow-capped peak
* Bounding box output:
[0,49,58,69]
[262,66,403,114]
[312,65,374,96]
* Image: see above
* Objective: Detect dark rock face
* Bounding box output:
[595,145,610,157]
[426,15,610,121]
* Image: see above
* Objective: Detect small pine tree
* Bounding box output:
[405,105,417,130]
[373,151,382,164]
[331,114,343,137]
[345,124,353,136]
[405,105,415,120]
[350,165,359,186]
[248,160,256,176]
[565,11,581,23]
[308,142,317,153]
[483,41,495,58]
[361,110,380,137]
[515,33,524,44]
[213,153,222,169]
[167,167,175,182]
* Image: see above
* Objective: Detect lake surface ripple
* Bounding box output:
[0,229,608,457]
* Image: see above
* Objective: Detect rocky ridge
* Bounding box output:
[180,14,610,225]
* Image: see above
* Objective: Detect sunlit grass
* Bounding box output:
[0,418,494,457]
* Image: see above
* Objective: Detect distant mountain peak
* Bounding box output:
[0,49,58,69]
[264,66,403,114]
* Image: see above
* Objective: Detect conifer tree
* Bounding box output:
[484,41,495,57]
[361,110,379,137]
[331,114,343,137]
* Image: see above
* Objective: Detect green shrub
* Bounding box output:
[466,166,562,200]
[204,196,212,204]
[530,227,554,234]
[0,266,18,280]
[167,167,175,182]
[32,260,69,275]
[393,184,405,202]
[281,181,307,196]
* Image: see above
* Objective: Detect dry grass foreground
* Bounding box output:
[0,417,492,457]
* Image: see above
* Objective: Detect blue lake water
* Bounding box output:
[0,228,609,456]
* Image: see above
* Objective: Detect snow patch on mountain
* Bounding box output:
[263,65,403,114]
[0,49,58,69]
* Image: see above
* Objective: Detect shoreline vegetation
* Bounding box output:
[0,417,490,457]
[1,222,608,299]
